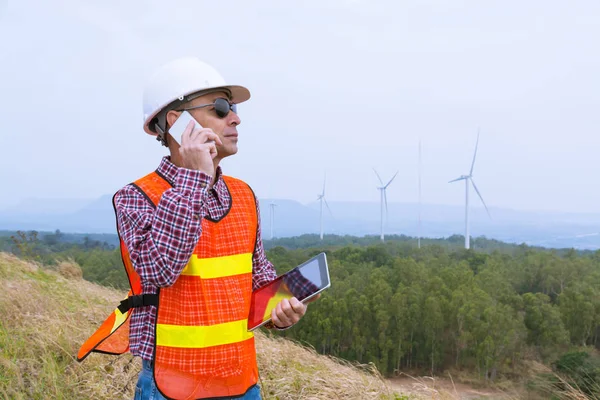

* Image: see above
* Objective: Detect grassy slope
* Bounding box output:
[0,253,396,400]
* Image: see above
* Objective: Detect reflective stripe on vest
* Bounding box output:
[78,171,260,400]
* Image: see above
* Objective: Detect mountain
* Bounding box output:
[2,195,600,249]
[0,195,116,234]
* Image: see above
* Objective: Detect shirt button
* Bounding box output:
[200,183,207,188]
[193,214,200,220]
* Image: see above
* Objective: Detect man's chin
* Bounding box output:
[219,146,238,158]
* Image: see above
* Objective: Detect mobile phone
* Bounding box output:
[168,111,203,145]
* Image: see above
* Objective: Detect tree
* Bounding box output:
[559,284,598,346]
[523,293,569,354]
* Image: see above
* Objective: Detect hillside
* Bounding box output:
[0,253,395,400]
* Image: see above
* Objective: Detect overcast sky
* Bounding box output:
[1,0,599,213]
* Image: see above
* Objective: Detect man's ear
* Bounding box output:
[165,110,181,131]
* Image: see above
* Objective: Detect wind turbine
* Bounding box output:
[449,130,491,249]
[317,173,333,240]
[418,139,422,249]
[374,169,399,242]
[269,201,277,240]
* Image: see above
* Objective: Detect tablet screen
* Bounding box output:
[247,252,330,330]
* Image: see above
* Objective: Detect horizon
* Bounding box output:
[3,192,600,250]
[4,193,600,217]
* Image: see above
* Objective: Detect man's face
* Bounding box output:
[168,91,242,159]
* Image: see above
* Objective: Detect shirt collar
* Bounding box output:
[156,156,229,199]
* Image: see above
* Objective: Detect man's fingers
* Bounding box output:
[211,133,224,146]
[182,128,224,149]
[206,132,223,146]
[280,299,296,320]
[191,129,223,146]
[273,303,290,328]
[271,308,283,327]
[289,297,306,316]
[271,297,309,329]
[180,120,196,145]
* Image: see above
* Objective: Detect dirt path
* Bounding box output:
[388,375,511,399]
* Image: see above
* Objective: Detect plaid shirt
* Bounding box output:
[114,156,277,361]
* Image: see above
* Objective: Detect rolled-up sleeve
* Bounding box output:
[251,195,277,290]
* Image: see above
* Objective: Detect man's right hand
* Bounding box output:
[178,120,223,177]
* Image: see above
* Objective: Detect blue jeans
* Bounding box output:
[134,359,262,400]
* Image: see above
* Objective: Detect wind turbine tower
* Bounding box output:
[317,174,333,240]
[269,201,277,240]
[374,169,399,242]
[418,139,422,249]
[448,130,491,249]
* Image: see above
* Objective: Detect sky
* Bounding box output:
[1,0,599,213]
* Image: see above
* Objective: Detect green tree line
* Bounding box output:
[4,230,600,384]
[268,244,600,382]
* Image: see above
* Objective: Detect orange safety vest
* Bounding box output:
[78,171,260,400]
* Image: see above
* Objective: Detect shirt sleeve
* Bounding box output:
[114,168,212,287]
[251,194,278,291]
[249,194,293,330]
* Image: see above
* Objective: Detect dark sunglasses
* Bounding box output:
[177,97,237,118]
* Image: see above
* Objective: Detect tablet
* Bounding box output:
[247,252,331,331]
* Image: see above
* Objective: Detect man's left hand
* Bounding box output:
[271,297,306,329]
[271,294,321,329]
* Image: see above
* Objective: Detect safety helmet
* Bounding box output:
[142,57,250,137]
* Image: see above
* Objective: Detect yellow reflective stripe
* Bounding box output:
[156,320,254,348]
[110,307,128,334]
[181,253,252,279]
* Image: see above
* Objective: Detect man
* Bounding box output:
[78,57,313,400]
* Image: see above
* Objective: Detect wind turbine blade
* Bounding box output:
[324,198,334,218]
[384,170,399,189]
[470,178,491,218]
[384,189,389,217]
[322,173,326,197]
[373,168,384,185]
[469,129,480,176]
[449,176,466,183]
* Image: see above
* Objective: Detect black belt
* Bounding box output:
[117,294,158,314]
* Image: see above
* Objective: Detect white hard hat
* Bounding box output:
[142,57,250,135]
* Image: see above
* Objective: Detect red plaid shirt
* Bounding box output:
[114,156,277,361]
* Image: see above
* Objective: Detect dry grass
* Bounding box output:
[57,258,83,280]
[0,252,139,400]
[524,361,599,400]
[0,253,402,400]
[256,332,394,399]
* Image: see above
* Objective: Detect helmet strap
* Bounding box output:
[153,119,168,147]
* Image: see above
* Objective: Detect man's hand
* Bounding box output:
[271,294,320,329]
[179,120,223,177]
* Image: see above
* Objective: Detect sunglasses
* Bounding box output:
[177,98,237,118]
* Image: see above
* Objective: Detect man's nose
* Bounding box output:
[229,110,241,126]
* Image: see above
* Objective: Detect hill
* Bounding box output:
[0,252,396,400]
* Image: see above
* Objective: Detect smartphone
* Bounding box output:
[168,111,203,145]
[247,252,331,331]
